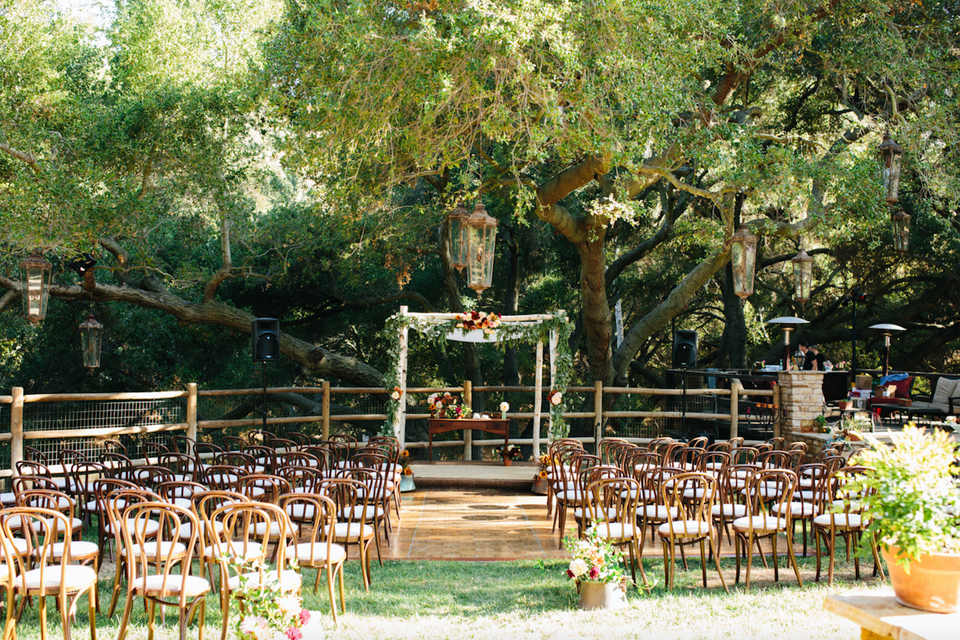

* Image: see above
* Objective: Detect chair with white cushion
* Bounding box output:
[318,477,376,591]
[813,465,884,584]
[585,476,646,586]
[0,507,97,640]
[115,502,210,640]
[210,501,301,640]
[657,472,727,592]
[732,468,802,590]
[279,493,346,623]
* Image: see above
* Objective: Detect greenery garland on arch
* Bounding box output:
[382,311,574,440]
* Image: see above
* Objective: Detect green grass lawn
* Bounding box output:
[9,554,886,640]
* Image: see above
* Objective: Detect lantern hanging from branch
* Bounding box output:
[79,313,103,369]
[791,249,814,303]
[19,252,52,323]
[446,201,470,271]
[879,133,903,204]
[730,227,758,301]
[465,202,498,295]
[892,209,911,253]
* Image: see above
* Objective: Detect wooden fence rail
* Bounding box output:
[1,380,775,478]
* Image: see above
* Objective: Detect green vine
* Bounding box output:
[381,311,573,440]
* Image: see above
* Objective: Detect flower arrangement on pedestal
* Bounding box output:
[231,557,313,640]
[427,392,469,419]
[455,310,500,334]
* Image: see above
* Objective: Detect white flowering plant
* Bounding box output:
[841,424,960,568]
[562,524,627,585]
[231,556,312,640]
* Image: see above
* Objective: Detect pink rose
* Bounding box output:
[298,609,311,626]
[589,566,599,580]
[285,628,303,640]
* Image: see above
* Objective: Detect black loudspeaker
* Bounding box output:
[672,330,698,368]
[252,318,281,362]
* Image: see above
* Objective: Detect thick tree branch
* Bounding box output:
[0,142,41,173]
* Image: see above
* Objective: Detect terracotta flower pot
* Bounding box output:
[503,459,512,467]
[577,581,627,610]
[882,545,960,613]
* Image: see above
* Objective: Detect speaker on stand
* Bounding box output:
[252,318,281,433]
[672,331,698,436]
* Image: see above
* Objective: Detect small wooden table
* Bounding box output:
[824,593,959,640]
[427,418,509,462]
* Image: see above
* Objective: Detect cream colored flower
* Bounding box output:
[569,558,588,577]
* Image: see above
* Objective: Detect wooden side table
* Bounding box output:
[427,418,509,462]
[824,592,959,640]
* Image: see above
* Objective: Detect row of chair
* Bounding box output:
[546,437,882,590]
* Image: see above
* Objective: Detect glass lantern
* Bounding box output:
[892,209,911,253]
[446,202,470,271]
[791,249,814,303]
[730,227,758,301]
[19,252,52,323]
[465,202,498,295]
[879,133,903,204]
[79,313,103,369]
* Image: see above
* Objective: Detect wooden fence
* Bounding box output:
[0,379,775,478]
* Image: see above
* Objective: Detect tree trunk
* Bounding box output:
[715,262,748,368]
[503,227,521,386]
[577,234,614,385]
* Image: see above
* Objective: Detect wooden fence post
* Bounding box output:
[729,378,741,440]
[11,387,23,476]
[594,380,603,453]
[463,380,472,461]
[186,383,198,452]
[533,340,544,453]
[322,380,331,440]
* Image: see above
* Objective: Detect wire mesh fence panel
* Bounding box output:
[21,398,185,462]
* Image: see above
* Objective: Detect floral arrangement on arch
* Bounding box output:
[390,385,403,401]
[563,524,627,586]
[548,389,563,406]
[232,557,313,640]
[501,444,524,461]
[455,310,500,334]
[427,392,469,419]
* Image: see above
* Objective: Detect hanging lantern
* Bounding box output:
[878,133,903,204]
[465,202,498,295]
[892,209,911,253]
[729,227,758,301]
[19,252,52,323]
[79,313,103,369]
[791,249,814,303]
[446,201,470,271]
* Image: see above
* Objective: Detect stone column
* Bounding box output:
[777,371,825,437]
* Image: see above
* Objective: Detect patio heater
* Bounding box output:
[19,252,52,323]
[765,316,809,371]
[868,323,906,377]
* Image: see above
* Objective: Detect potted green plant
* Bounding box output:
[563,525,629,610]
[500,444,523,466]
[843,424,960,612]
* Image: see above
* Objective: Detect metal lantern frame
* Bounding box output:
[730,227,758,301]
[879,133,903,204]
[79,313,104,369]
[791,249,814,303]
[465,202,498,295]
[446,201,470,271]
[19,252,52,323]
[892,209,911,253]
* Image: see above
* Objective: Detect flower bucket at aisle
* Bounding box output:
[564,524,630,610]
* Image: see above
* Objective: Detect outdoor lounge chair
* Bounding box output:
[905,376,960,420]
